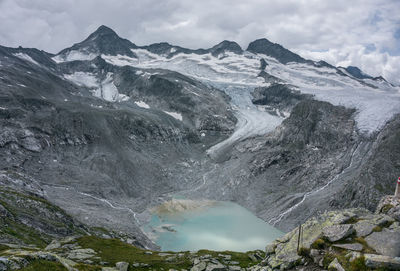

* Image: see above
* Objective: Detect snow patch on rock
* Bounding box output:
[164,111,183,121]
[135,101,150,109]
[64,72,128,102]
[64,72,98,88]
[13,53,39,65]
[53,50,98,63]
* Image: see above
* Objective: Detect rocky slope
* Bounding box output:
[0,30,236,249]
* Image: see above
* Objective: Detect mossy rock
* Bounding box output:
[380,204,394,214]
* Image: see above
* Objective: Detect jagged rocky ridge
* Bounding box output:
[1,24,400,266]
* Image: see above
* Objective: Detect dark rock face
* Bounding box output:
[259,59,268,70]
[345,66,373,80]
[57,25,137,59]
[277,100,356,151]
[313,60,335,69]
[257,71,283,84]
[247,38,306,64]
[372,75,387,82]
[141,42,207,58]
[0,46,57,69]
[208,40,243,57]
[252,84,312,113]
[340,115,400,210]
[141,40,243,58]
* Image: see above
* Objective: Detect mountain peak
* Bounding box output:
[209,40,242,56]
[344,66,373,80]
[54,25,137,61]
[94,25,116,34]
[247,38,306,64]
[84,25,123,43]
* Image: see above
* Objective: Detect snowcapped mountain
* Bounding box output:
[1,25,399,244]
[52,25,400,135]
[53,25,138,62]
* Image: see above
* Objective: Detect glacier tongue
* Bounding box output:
[206,83,283,157]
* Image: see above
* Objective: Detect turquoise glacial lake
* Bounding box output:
[144,200,283,252]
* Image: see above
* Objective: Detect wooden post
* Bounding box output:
[297,224,302,252]
[395,177,400,198]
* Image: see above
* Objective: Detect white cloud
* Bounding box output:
[0,0,399,84]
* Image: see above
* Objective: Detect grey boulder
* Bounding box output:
[328,258,345,271]
[365,228,400,257]
[364,254,400,269]
[322,224,354,242]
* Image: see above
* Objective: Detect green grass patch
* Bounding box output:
[0,188,86,248]
[90,227,112,236]
[373,226,383,232]
[323,253,336,269]
[0,188,85,235]
[354,237,376,254]
[380,204,394,214]
[74,263,102,271]
[0,219,48,248]
[345,217,361,224]
[76,236,192,270]
[311,238,327,249]
[348,256,368,271]
[76,236,263,270]
[325,252,368,271]
[297,247,310,257]
[19,260,68,271]
[0,244,10,252]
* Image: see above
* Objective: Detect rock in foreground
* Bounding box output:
[250,196,400,270]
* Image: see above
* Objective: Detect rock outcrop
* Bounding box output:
[250,196,400,270]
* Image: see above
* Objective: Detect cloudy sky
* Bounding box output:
[1,0,399,84]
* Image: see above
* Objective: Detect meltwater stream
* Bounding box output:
[143,199,283,252]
